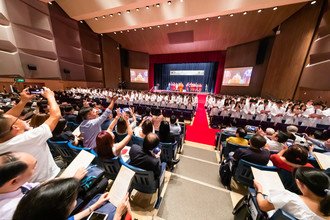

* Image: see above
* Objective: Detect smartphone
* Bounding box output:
[29,88,44,95]
[87,211,108,220]
[153,146,161,154]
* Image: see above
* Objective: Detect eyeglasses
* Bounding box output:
[0,116,19,138]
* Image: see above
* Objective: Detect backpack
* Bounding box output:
[219,159,233,189]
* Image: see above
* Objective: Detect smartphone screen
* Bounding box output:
[29,88,44,94]
[87,212,108,220]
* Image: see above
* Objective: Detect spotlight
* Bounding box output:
[136,8,139,11]
[48,1,52,5]
[100,33,103,36]
[217,16,221,19]
[157,25,160,28]
[273,7,277,10]
[311,1,316,4]
[230,14,234,17]
[94,17,98,20]
[146,6,150,9]
[118,12,121,15]
[206,17,209,21]
[80,20,83,23]
[166,24,169,26]
[195,19,198,22]
[175,22,178,25]
[102,15,106,18]
[149,26,152,29]
[243,12,247,15]
[127,30,130,32]
[134,28,137,31]
[126,10,130,13]
[120,31,123,33]
[167,1,172,5]
[110,14,113,17]
[185,21,188,23]
[180,0,184,2]
[156,3,160,7]
[114,32,117,34]
[258,9,262,13]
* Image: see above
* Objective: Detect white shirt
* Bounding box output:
[268,189,323,220]
[0,124,60,182]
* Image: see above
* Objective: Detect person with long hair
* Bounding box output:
[158,121,175,143]
[254,167,330,219]
[13,178,130,220]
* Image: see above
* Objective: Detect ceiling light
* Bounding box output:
[141,27,144,30]
[110,14,113,17]
[118,12,121,15]
[48,1,52,5]
[166,24,169,26]
[185,21,188,23]
[157,25,160,28]
[258,9,262,13]
[102,15,106,18]
[127,30,129,32]
[156,3,160,7]
[100,34,103,36]
[311,1,316,4]
[273,7,277,10]
[180,0,184,2]
[243,12,247,15]
[146,6,150,9]
[195,19,198,22]
[120,31,123,33]
[114,32,117,34]
[94,17,98,20]
[126,10,130,13]
[230,14,234,17]
[136,8,139,11]
[167,1,172,5]
[218,16,221,19]
[149,26,152,29]
[134,28,137,31]
[80,20,83,23]
[206,17,209,21]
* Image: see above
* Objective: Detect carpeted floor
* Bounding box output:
[185,94,219,146]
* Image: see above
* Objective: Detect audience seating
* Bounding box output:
[233,159,278,187]
[96,157,122,180]
[220,142,248,162]
[66,121,79,131]
[119,157,165,208]
[47,140,77,166]
[277,169,300,194]
[159,141,178,165]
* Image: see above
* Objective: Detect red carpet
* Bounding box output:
[185,94,219,146]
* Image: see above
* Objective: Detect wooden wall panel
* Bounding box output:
[122,50,149,91]
[221,38,273,96]
[261,2,322,99]
[101,35,121,89]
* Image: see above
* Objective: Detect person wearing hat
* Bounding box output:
[79,96,117,149]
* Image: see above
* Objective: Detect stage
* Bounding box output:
[152,89,211,95]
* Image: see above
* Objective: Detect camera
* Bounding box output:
[28,87,44,95]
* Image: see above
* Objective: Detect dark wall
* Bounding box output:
[221,38,273,96]
[122,50,149,90]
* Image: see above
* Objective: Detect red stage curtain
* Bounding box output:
[148,51,226,93]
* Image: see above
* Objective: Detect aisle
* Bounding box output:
[185,94,219,146]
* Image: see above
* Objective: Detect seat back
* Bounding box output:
[234,159,278,187]
[97,157,121,180]
[223,142,247,159]
[277,169,300,194]
[159,141,177,163]
[66,121,79,131]
[132,135,144,146]
[47,140,77,165]
[269,209,297,220]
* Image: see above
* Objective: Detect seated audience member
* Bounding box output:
[13,178,130,220]
[169,115,181,135]
[79,97,117,149]
[29,113,49,128]
[254,167,330,219]
[63,105,77,123]
[129,133,165,178]
[226,127,249,146]
[152,108,164,133]
[270,144,314,172]
[96,112,133,159]
[286,125,307,145]
[0,88,61,182]
[232,134,270,169]
[159,121,175,143]
[133,118,154,139]
[265,128,275,138]
[305,135,330,155]
[265,130,290,152]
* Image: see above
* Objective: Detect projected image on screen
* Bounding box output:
[222,67,253,86]
[130,69,148,83]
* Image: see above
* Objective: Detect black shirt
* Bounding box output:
[233,147,270,166]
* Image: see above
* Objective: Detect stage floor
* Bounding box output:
[153,89,210,95]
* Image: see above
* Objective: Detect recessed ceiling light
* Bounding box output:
[136,8,139,11]
[48,1,52,5]
[102,15,106,18]
[80,20,83,23]
[311,1,316,4]
[230,14,234,17]
[149,26,152,29]
[156,3,160,7]
[127,30,129,32]
[120,31,123,33]
[175,22,178,25]
[110,14,113,17]
[243,12,247,15]
[185,21,188,23]
[273,7,277,10]
[167,1,172,5]
[146,6,150,9]
[157,25,160,28]
[134,28,136,31]
[126,10,130,13]
[114,32,116,34]
[218,16,221,19]
[206,17,209,21]
[100,34,103,36]
[258,9,262,13]
[166,24,169,26]
[141,27,144,30]
[118,12,121,15]
[94,17,98,20]
[195,19,198,22]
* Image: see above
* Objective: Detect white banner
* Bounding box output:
[170,70,204,76]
